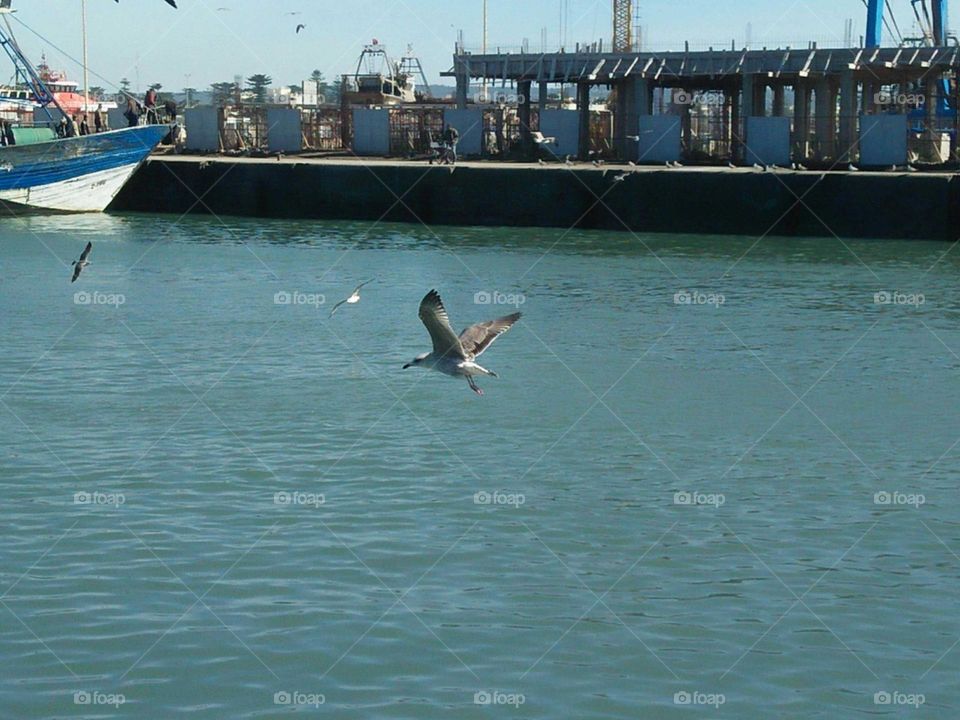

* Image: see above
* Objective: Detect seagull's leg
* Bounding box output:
[467,377,483,396]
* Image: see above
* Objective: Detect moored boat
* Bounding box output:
[0,3,169,212]
[0,124,170,212]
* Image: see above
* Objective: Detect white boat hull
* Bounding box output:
[0,161,139,212]
[0,124,171,213]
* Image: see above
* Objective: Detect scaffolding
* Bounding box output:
[612,0,636,53]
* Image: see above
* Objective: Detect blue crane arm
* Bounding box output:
[866,0,884,47]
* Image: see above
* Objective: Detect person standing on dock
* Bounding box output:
[94,104,104,133]
[79,114,90,136]
[442,123,459,163]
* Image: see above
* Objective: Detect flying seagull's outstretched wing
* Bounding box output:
[459,312,521,359]
[418,290,464,358]
[78,241,92,264]
[328,298,348,317]
[352,278,374,295]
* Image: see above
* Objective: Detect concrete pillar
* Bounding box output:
[793,81,811,161]
[456,71,469,110]
[772,85,785,116]
[753,79,767,117]
[838,71,857,162]
[861,80,875,115]
[577,82,591,159]
[517,80,532,149]
[615,77,650,159]
[923,73,940,162]
[739,74,756,162]
[814,78,836,160]
[680,89,692,158]
[732,78,743,162]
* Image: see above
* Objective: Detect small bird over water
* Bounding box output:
[296,24,306,34]
[404,290,521,396]
[71,241,92,283]
[329,279,374,317]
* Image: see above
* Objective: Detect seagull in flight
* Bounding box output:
[296,23,306,34]
[114,0,177,6]
[404,290,521,396]
[328,279,374,317]
[71,242,92,283]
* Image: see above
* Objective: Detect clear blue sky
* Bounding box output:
[2,0,941,94]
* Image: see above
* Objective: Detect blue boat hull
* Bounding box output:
[0,124,170,212]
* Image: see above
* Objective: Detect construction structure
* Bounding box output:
[443,0,960,167]
[612,0,636,53]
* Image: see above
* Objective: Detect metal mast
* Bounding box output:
[613,0,635,52]
[81,0,89,115]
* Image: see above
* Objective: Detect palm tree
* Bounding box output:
[117,77,132,102]
[245,74,272,105]
[211,81,238,106]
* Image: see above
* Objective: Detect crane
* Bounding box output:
[866,0,946,47]
[613,0,638,52]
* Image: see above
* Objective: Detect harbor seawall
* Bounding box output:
[111,157,960,241]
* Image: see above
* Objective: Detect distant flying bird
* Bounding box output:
[295,23,306,33]
[403,289,521,396]
[114,0,177,6]
[285,11,302,15]
[329,279,374,317]
[71,242,92,283]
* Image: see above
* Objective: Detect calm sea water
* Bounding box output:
[2,213,960,718]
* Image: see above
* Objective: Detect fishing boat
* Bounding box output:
[35,55,117,115]
[341,40,418,106]
[0,4,169,212]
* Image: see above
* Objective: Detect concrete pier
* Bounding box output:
[111,156,960,241]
